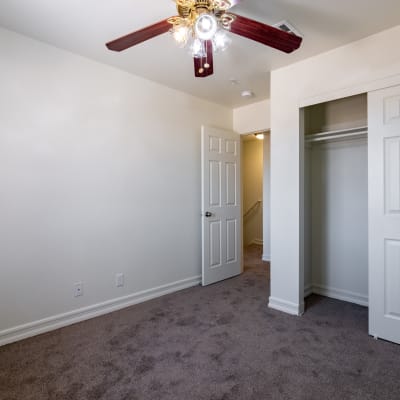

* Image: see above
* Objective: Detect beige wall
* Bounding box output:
[0,28,232,344]
[242,138,263,246]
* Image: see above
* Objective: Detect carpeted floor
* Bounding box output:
[1,245,399,400]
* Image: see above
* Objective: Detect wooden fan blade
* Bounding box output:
[229,14,302,53]
[106,19,171,52]
[194,41,214,78]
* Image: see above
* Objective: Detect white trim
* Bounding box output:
[299,301,305,315]
[268,296,302,316]
[311,284,368,307]
[240,129,271,137]
[262,253,270,262]
[299,73,400,108]
[304,284,313,297]
[0,275,201,347]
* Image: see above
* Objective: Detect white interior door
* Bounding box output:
[369,85,400,344]
[201,125,242,286]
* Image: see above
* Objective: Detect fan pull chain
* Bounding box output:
[204,41,210,69]
[199,40,206,75]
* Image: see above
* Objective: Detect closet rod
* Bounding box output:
[306,126,368,143]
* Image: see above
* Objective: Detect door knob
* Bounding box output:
[205,211,212,217]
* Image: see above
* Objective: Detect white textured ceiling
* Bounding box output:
[0,0,400,107]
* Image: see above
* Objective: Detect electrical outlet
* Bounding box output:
[74,281,83,297]
[115,273,124,288]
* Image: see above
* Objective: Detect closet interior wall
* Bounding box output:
[303,94,369,306]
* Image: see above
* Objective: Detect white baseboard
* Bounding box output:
[251,238,264,246]
[0,275,201,347]
[304,284,313,297]
[262,253,270,262]
[268,296,302,316]
[309,284,368,307]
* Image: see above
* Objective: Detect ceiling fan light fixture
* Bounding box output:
[172,24,190,47]
[195,13,218,40]
[190,38,206,58]
[106,0,303,80]
[213,29,231,52]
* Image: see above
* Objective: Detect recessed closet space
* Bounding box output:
[302,93,369,306]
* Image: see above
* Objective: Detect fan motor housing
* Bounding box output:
[177,5,191,18]
[195,0,212,13]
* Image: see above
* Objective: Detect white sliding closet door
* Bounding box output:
[369,85,400,345]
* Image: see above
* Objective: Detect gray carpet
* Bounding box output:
[1,245,399,400]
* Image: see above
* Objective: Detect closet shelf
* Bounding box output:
[306,126,368,142]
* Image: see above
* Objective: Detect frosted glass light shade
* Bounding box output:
[172,25,190,47]
[195,14,218,40]
[190,38,206,58]
[213,30,231,52]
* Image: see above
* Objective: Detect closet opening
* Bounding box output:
[301,93,369,312]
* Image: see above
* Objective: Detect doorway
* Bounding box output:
[241,131,270,273]
[201,126,271,286]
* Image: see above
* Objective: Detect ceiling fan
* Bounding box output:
[106,0,303,78]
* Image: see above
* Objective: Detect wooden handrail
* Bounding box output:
[243,200,262,219]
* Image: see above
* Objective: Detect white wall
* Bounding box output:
[233,100,271,260]
[310,138,368,305]
[263,133,271,261]
[233,99,270,135]
[269,24,400,315]
[0,28,232,344]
